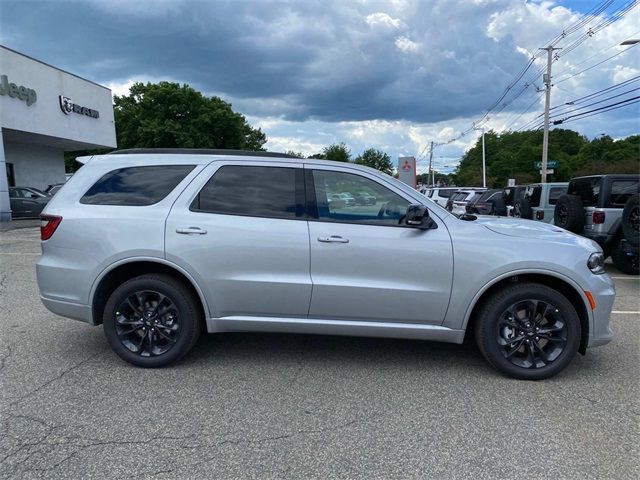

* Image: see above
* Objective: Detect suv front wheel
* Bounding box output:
[103,274,203,367]
[475,283,580,380]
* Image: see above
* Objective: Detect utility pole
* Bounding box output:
[427,141,434,186]
[474,126,486,188]
[540,45,561,183]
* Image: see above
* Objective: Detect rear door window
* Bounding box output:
[438,189,456,198]
[548,186,567,205]
[81,165,195,206]
[191,165,305,219]
[609,180,639,206]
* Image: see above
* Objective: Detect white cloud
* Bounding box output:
[365,12,406,29]
[394,35,420,53]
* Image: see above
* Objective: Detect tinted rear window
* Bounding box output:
[548,186,567,205]
[191,165,304,219]
[568,178,601,207]
[81,165,194,206]
[437,189,456,198]
[525,186,542,207]
[609,180,639,206]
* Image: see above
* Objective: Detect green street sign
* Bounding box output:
[534,160,558,169]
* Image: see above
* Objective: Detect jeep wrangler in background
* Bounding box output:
[554,174,639,275]
[514,182,568,224]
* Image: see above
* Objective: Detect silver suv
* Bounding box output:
[36,150,615,379]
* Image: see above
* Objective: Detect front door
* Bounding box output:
[165,161,312,319]
[306,166,454,325]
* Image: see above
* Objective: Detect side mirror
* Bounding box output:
[405,204,436,230]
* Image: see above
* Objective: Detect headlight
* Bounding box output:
[587,252,605,274]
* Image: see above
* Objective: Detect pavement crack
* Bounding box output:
[3,351,105,409]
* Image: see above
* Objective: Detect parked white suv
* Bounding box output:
[36,149,615,379]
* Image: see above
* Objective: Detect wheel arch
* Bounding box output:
[462,270,590,354]
[90,258,209,326]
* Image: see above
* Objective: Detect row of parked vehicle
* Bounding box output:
[422,174,639,275]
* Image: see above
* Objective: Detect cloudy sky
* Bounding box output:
[1,0,638,173]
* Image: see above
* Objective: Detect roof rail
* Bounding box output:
[109,148,301,158]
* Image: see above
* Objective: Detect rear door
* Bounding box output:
[165,161,312,319]
[305,165,453,324]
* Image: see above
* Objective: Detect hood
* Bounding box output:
[473,216,575,240]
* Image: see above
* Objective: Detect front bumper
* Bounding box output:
[586,272,616,348]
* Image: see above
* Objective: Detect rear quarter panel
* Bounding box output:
[37,156,207,305]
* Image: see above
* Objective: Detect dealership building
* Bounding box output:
[0,45,116,221]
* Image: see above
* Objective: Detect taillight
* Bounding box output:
[40,214,62,240]
[592,211,605,224]
[536,211,545,220]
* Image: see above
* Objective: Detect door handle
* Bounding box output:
[176,227,208,235]
[317,235,349,243]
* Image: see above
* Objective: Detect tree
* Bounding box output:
[322,143,351,162]
[285,150,304,158]
[355,148,394,175]
[113,81,266,150]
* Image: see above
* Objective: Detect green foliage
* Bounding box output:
[113,81,266,150]
[322,142,351,162]
[454,130,639,187]
[285,150,304,158]
[355,148,394,175]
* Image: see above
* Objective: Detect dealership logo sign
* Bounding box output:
[59,95,99,119]
[0,74,37,106]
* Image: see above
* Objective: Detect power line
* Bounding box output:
[548,84,640,117]
[559,98,639,123]
[530,94,640,128]
[549,74,640,111]
[555,42,639,83]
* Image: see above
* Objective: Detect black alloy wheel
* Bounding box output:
[474,282,580,380]
[114,290,180,357]
[497,300,567,369]
[103,274,202,367]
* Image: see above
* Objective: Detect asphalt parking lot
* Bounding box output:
[1,223,638,479]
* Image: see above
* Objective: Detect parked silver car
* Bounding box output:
[36,150,615,379]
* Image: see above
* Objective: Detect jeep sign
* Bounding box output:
[0,74,37,106]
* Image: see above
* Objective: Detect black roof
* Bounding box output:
[110,148,301,158]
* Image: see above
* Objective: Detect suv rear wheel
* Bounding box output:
[475,283,580,380]
[611,238,640,275]
[103,274,203,367]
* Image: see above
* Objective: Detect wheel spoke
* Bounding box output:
[505,339,525,358]
[525,341,537,368]
[154,328,177,343]
[531,340,550,365]
[115,289,181,357]
[119,325,144,336]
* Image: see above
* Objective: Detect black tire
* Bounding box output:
[474,282,580,380]
[611,238,640,275]
[103,274,203,367]
[622,194,639,248]
[514,198,533,219]
[489,197,507,216]
[554,195,585,233]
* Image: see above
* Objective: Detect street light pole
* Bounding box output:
[474,127,486,188]
[540,45,561,183]
[427,141,434,186]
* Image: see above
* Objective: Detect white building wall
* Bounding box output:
[4,141,66,191]
[0,46,116,148]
